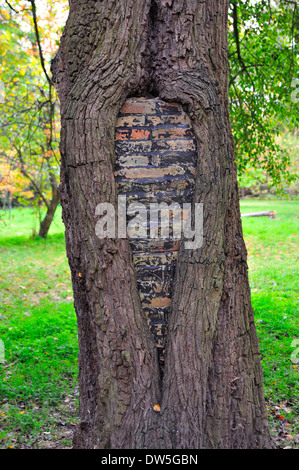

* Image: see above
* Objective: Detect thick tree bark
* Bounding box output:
[52,0,273,449]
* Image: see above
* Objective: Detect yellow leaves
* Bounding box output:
[1,9,10,20]
[0,163,29,196]
[44,150,53,159]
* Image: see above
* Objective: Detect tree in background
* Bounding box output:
[228,0,298,190]
[0,0,68,237]
[0,161,33,218]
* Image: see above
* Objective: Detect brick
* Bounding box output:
[130,239,180,253]
[116,115,145,127]
[130,129,150,140]
[125,191,194,207]
[143,306,170,320]
[146,114,191,126]
[152,139,196,152]
[116,178,194,196]
[147,297,172,308]
[133,252,178,269]
[156,101,182,115]
[115,129,131,140]
[115,128,150,141]
[121,100,156,115]
[152,127,192,139]
[114,97,197,364]
[117,155,149,168]
[134,263,176,282]
[115,166,187,179]
[138,279,173,296]
[150,152,197,167]
[115,140,152,154]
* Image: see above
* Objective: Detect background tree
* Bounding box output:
[53,0,274,449]
[0,0,67,237]
[228,0,298,190]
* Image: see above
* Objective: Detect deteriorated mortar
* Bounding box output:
[115,97,197,366]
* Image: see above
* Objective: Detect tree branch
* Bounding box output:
[5,0,19,14]
[18,153,50,209]
[27,0,52,86]
[231,1,256,90]
[229,63,264,87]
[232,1,246,71]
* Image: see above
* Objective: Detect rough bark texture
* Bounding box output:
[52,0,273,449]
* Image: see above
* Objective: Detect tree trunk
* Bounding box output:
[52,0,273,449]
[38,172,60,238]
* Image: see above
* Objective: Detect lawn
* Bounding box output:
[0,207,78,448]
[240,199,299,447]
[0,200,298,448]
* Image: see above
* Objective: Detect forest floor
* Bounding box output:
[0,199,298,449]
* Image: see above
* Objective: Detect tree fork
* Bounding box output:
[52,0,273,449]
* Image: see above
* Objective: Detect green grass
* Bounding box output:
[0,201,298,448]
[0,207,78,448]
[240,199,299,446]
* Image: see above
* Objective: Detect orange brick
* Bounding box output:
[156,101,182,114]
[148,297,172,308]
[121,100,156,115]
[115,129,131,140]
[131,129,150,140]
[115,129,150,140]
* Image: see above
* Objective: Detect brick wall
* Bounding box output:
[115,98,197,367]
